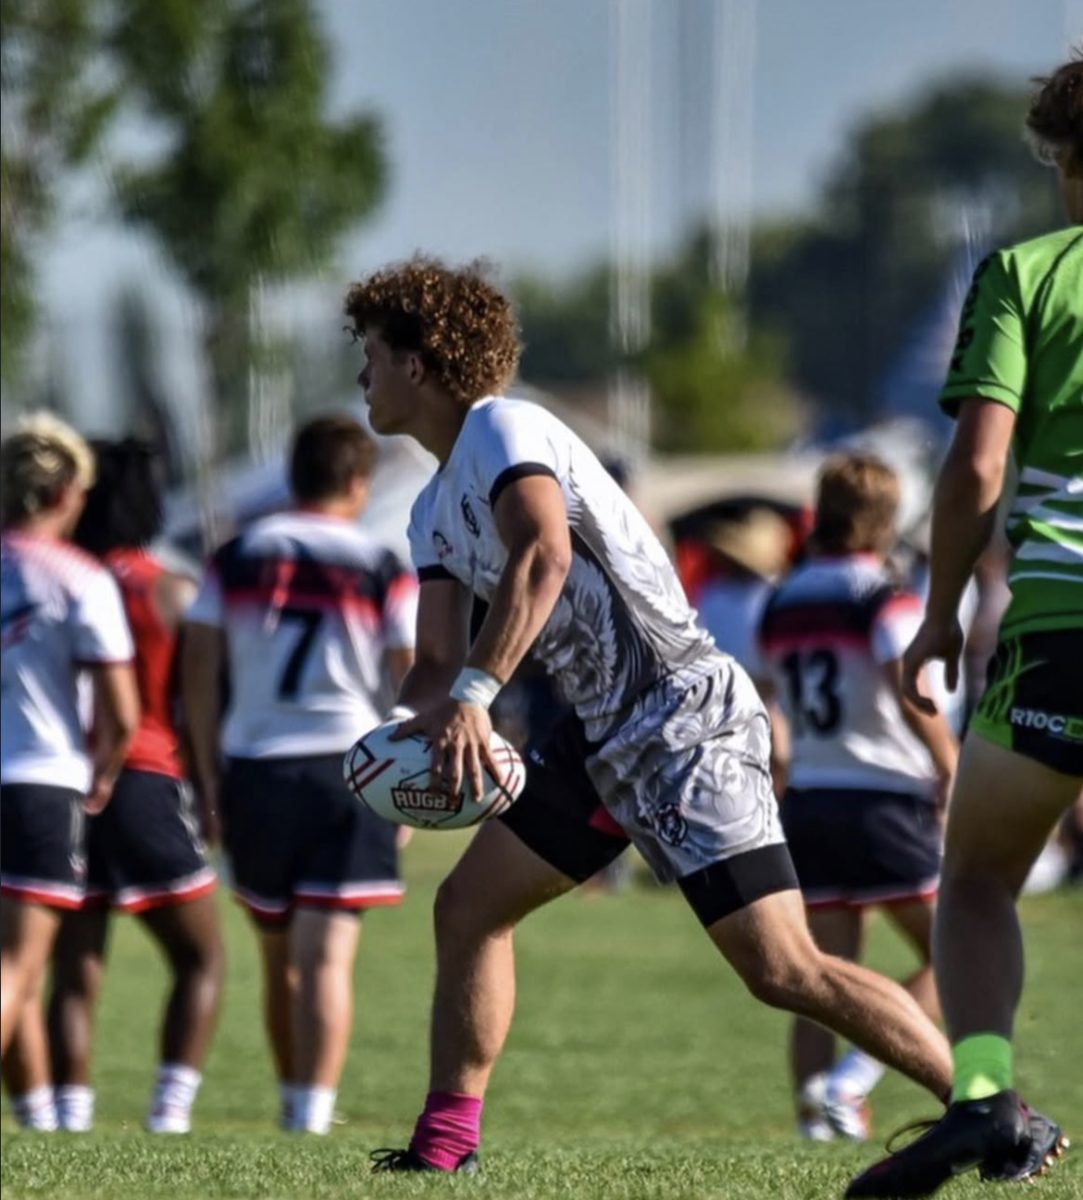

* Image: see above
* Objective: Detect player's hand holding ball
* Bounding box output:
[343,671,526,830]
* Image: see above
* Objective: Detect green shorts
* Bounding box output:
[970,630,1083,777]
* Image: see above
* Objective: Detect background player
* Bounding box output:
[343,257,956,1175]
[181,414,417,1134]
[1,416,138,1081]
[41,439,224,1134]
[847,55,1081,1198]
[758,453,957,1142]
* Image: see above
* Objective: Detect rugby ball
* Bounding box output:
[342,721,526,830]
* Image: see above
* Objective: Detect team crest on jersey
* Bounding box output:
[391,769,463,825]
[461,494,480,537]
[433,530,454,560]
[655,802,688,847]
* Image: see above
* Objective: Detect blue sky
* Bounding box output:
[28,0,1083,425]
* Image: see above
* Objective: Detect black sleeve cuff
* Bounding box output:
[418,565,455,583]
[489,462,559,508]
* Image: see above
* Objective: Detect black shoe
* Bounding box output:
[369,1146,479,1174]
[844,1090,1037,1198]
[980,1101,1069,1183]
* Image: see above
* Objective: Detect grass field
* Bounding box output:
[3,832,1081,1199]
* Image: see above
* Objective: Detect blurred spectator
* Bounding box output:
[697,507,792,668]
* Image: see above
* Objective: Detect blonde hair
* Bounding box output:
[813,453,900,555]
[1,411,96,522]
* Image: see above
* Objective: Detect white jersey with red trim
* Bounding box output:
[759,554,934,794]
[188,511,418,758]
[1,531,134,791]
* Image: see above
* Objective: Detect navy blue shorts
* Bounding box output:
[221,755,403,925]
[84,769,215,913]
[780,786,941,909]
[0,783,87,909]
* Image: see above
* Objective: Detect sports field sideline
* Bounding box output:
[3,832,1080,1200]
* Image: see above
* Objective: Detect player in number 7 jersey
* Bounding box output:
[846,55,1081,1199]
[181,414,418,1134]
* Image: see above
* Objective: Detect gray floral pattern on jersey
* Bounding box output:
[586,665,784,882]
[530,459,723,742]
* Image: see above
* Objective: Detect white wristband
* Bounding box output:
[386,704,416,722]
[449,667,502,710]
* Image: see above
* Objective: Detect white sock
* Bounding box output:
[289,1085,336,1135]
[12,1085,59,1131]
[147,1062,201,1133]
[830,1048,886,1098]
[279,1081,297,1130]
[55,1084,94,1132]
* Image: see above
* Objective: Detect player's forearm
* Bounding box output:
[900,701,958,782]
[89,663,140,787]
[397,658,460,713]
[468,539,570,685]
[925,447,1006,625]
[178,633,223,797]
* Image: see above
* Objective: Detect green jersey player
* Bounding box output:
[848,56,1081,1199]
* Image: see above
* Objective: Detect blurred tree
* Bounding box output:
[515,231,801,454]
[1,0,118,388]
[516,266,618,385]
[747,75,1063,424]
[110,0,386,456]
[644,235,802,453]
[110,287,186,483]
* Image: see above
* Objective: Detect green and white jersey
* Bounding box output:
[940,226,1083,637]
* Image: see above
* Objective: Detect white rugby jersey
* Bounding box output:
[188,510,418,758]
[407,396,724,742]
[758,554,934,794]
[1,531,134,791]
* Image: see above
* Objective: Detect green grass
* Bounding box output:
[3,833,1081,1199]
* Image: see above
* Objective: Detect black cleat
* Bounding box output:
[844,1089,1056,1198]
[369,1146,479,1174]
[981,1102,1069,1183]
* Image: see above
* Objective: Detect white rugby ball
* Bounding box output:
[342,721,526,830]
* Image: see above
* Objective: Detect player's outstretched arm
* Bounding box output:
[903,400,1015,712]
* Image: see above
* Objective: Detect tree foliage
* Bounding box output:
[1,0,118,386]
[515,231,801,454]
[747,75,1063,422]
[108,0,386,453]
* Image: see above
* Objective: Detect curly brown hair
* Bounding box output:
[344,256,522,407]
[1026,52,1083,164]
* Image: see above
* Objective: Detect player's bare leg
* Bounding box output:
[47,908,108,1129]
[791,907,863,1088]
[428,820,578,1096]
[708,888,952,1100]
[140,897,224,1069]
[137,896,224,1133]
[0,900,63,1056]
[257,924,297,1124]
[286,907,361,1132]
[845,738,1077,1195]
[884,897,939,1025]
[371,820,578,1172]
[790,906,862,1139]
[935,736,1078,1044]
[3,977,59,1130]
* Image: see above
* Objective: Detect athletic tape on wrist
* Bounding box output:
[449,668,502,710]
